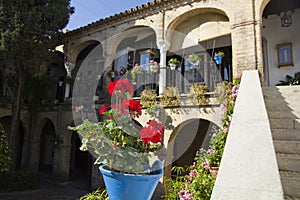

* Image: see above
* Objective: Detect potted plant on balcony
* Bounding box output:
[131,63,143,84]
[188,53,200,66]
[168,58,180,70]
[69,79,164,200]
[149,60,159,73]
[214,51,225,65]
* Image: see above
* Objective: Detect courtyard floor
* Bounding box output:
[0,173,89,200]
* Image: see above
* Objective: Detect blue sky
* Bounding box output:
[66,0,152,30]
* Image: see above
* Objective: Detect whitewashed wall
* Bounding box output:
[262,8,300,86]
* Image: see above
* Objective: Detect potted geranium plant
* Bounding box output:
[69,79,164,200]
[168,58,180,70]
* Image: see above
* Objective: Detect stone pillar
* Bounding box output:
[91,161,104,190]
[156,40,170,95]
[64,62,75,99]
[57,144,72,181]
[231,21,258,77]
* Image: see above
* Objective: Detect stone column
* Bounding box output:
[64,62,75,99]
[156,40,170,95]
[231,21,258,77]
[57,143,72,181]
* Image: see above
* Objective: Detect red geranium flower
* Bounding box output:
[139,126,162,144]
[147,119,164,133]
[108,81,117,95]
[99,106,107,114]
[108,79,134,96]
[120,99,142,118]
[139,119,164,144]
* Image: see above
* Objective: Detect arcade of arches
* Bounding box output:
[0,0,299,192]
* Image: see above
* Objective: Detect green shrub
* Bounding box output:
[140,89,157,108]
[0,170,40,192]
[0,123,11,173]
[160,87,180,107]
[276,72,300,86]
[163,166,186,200]
[190,83,208,105]
[80,188,108,200]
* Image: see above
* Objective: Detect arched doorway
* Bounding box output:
[69,132,91,187]
[39,120,55,172]
[261,0,300,86]
[166,8,232,91]
[169,119,217,172]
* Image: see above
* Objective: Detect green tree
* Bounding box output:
[0,0,74,171]
[0,123,11,173]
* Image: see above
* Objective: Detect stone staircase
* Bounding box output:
[263,86,300,200]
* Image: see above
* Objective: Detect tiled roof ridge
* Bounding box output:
[65,0,192,36]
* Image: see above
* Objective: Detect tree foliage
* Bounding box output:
[0,0,74,171]
[0,123,11,173]
[0,0,74,63]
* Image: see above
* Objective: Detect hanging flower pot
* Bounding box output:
[214,55,222,65]
[169,63,177,70]
[168,58,180,70]
[99,160,163,200]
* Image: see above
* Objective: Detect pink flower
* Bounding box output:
[224,128,229,133]
[189,170,196,177]
[231,85,239,93]
[226,121,231,127]
[192,162,196,168]
[207,149,216,154]
[232,92,238,98]
[204,159,209,169]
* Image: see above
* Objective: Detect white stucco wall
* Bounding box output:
[262,8,300,86]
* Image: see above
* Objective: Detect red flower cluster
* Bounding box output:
[99,106,108,114]
[120,99,142,118]
[139,119,164,144]
[108,79,134,95]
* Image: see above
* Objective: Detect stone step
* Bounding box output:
[265,104,300,113]
[274,140,300,155]
[263,91,300,100]
[277,153,300,173]
[285,195,300,200]
[263,86,300,103]
[280,171,300,198]
[263,86,300,94]
[265,102,300,112]
[267,111,300,120]
[269,119,299,130]
[272,129,300,141]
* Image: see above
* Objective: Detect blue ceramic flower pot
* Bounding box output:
[214,55,222,65]
[99,161,163,200]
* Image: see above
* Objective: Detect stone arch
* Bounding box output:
[166,8,230,51]
[165,118,219,178]
[0,107,11,119]
[68,40,101,65]
[71,40,102,77]
[258,0,272,18]
[109,26,158,70]
[39,119,56,172]
[164,7,233,86]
